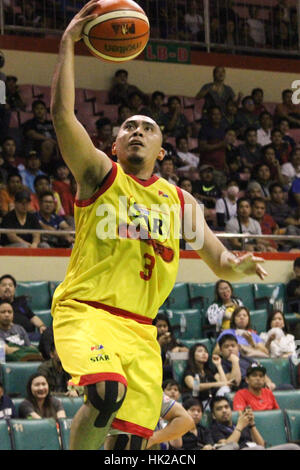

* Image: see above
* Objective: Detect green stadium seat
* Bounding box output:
[274,390,300,410]
[284,409,300,443]
[49,280,61,298]
[166,308,202,340]
[10,419,61,450]
[58,417,72,450]
[12,398,24,417]
[55,396,84,418]
[231,283,255,310]
[249,309,268,334]
[163,283,190,309]
[172,358,187,385]
[188,283,216,310]
[0,362,42,397]
[258,358,294,387]
[285,313,300,326]
[253,283,286,311]
[0,420,12,450]
[201,410,211,427]
[33,309,52,328]
[15,281,52,310]
[232,410,288,447]
[181,338,213,355]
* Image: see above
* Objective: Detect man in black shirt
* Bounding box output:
[0,274,46,340]
[286,257,300,314]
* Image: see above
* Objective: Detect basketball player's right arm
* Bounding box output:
[51,0,112,197]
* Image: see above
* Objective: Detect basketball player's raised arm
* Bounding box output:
[51,0,112,193]
[181,190,268,282]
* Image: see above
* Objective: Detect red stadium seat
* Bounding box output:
[288,129,300,144]
[9,111,19,128]
[264,102,278,115]
[18,110,33,124]
[183,108,194,122]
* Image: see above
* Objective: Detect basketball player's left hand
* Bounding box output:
[229,253,268,280]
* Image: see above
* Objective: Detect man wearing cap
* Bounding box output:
[0,190,45,248]
[233,363,280,411]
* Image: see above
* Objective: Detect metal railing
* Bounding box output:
[1,0,300,57]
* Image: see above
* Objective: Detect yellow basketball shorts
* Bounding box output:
[52,299,163,438]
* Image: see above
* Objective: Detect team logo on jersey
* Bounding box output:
[158,190,169,198]
[90,344,104,352]
[90,344,110,362]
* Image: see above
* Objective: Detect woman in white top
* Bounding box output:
[260,310,296,359]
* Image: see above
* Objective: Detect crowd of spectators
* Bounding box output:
[3,1,299,54]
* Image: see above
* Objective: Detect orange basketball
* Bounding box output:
[83,0,150,62]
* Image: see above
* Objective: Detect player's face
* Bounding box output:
[113,116,165,169]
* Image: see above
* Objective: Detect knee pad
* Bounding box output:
[87,381,126,428]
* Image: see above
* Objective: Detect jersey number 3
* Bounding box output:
[140,253,155,281]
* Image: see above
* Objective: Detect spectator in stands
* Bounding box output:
[261,145,287,186]
[108,69,145,106]
[38,325,54,361]
[215,180,239,230]
[0,172,23,217]
[286,257,300,314]
[224,128,240,167]
[0,136,25,171]
[225,197,262,251]
[91,117,114,160]
[223,98,239,131]
[235,97,260,138]
[0,189,49,248]
[260,310,296,358]
[278,117,296,150]
[128,90,146,116]
[51,162,75,217]
[289,176,300,209]
[251,197,279,252]
[175,135,199,180]
[22,100,58,174]
[198,106,227,171]
[274,89,300,129]
[195,67,238,117]
[246,181,264,201]
[163,379,182,403]
[251,88,267,116]
[35,191,74,248]
[206,280,243,333]
[270,128,291,164]
[0,299,42,361]
[281,148,300,187]
[289,8,299,49]
[180,398,215,450]
[233,363,280,411]
[31,175,64,215]
[5,75,26,111]
[162,96,189,139]
[0,274,47,341]
[183,0,204,42]
[223,19,239,52]
[19,373,66,420]
[16,0,42,32]
[210,16,223,45]
[238,127,262,171]
[112,104,133,137]
[140,90,165,128]
[0,381,16,419]
[256,112,273,146]
[216,334,274,390]
[18,151,46,194]
[251,163,273,199]
[182,343,231,406]
[217,307,269,358]
[153,313,188,380]
[156,156,179,185]
[267,182,300,228]
[192,165,221,228]
[37,342,79,397]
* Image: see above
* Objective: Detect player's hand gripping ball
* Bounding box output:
[83,0,150,62]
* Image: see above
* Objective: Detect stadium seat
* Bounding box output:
[0,420,12,450]
[274,390,300,410]
[258,358,295,387]
[10,419,61,450]
[15,281,52,311]
[181,338,213,355]
[33,309,52,328]
[288,128,300,144]
[49,281,60,298]
[166,308,202,340]
[284,409,300,443]
[12,398,24,418]
[253,283,286,311]
[9,111,19,128]
[58,417,72,450]
[231,283,255,310]
[249,309,268,334]
[188,283,216,310]
[56,396,84,418]
[164,282,190,309]
[171,357,187,385]
[0,362,42,397]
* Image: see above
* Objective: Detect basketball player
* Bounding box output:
[50,0,267,450]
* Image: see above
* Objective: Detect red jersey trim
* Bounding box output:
[75,161,117,207]
[175,186,185,219]
[75,372,128,387]
[111,418,153,439]
[74,299,153,325]
[128,173,159,187]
